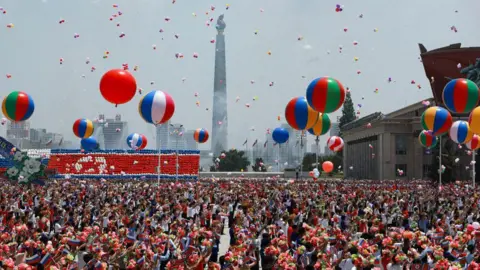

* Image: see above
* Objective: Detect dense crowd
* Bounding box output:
[0,178,480,269]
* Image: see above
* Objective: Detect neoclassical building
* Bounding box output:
[342,98,473,180]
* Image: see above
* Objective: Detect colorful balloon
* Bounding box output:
[139,91,175,125]
[306,77,346,113]
[322,161,334,173]
[468,107,480,134]
[193,128,209,143]
[72,118,94,139]
[272,127,289,144]
[126,133,145,149]
[466,134,480,150]
[139,134,148,150]
[284,96,318,130]
[307,113,331,136]
[327,136,344,152]
[449,120,473,144]
[99,69,137,105]
[1,91,35,122]
[442,78,479,113]
[81,137,98,151]
[418,130,438,149]
[421,106,453,136]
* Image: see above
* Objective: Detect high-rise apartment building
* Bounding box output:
[169,123,186,150]
[94,114,128,149]
[156,121,171,150]
[184,130,198,150]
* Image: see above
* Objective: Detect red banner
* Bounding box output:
[47,153,199,176]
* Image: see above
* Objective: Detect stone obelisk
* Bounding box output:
[212,15,228,156]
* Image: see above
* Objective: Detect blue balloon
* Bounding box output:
[81,137,99,151]
[272,127,289,144]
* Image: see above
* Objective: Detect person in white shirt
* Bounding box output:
[339,258,355,269]
[320,212,329,229]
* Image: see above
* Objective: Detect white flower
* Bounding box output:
[23,158,41,175]
[18,170,30,183]
[6,167,19,177]
[13,151,26,162]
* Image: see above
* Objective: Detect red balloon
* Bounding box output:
[322,161,334,173]
[99,69,137,105]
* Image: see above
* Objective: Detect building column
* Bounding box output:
[343,142,348,178]
[378,134,383,180]
[383,133,393,179]
[412,133,423,180]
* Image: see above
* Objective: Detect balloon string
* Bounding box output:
[115,104,118,108]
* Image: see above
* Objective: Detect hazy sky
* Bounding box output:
[1,0,479,151]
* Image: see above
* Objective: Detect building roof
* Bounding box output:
[341,97,435,132]
[419,43,480,110]
[341,112,384,131]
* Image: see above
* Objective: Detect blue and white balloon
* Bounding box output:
[126,133,144,149]
[138,91,175,125]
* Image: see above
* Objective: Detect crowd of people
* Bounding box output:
[0,178,479,269]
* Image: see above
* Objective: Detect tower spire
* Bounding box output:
[212,15,228,156]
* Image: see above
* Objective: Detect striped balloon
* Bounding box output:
[193,128,209,143]
[327,136,344,152]
[308,113,331,136]
[72,119,94,139]
[285,96,318,130]
[421,106,453,136]
[468,107,480,134]
[2,91,35,122]
[138,91,175,125]
[139,134,148,150]
[449,120,473,144]
[418,130,438,149]
[126,133,144,149]
[306,77,346,113]
[442,78,479,113]
[466,134,480,150]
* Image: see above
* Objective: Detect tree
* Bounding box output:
[212,149,250,172]
[428,135,461,183]
[252,158,267,172]
[338,91,356,138]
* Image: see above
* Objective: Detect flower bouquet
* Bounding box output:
[434,258,450,269]
[5,151,46,185]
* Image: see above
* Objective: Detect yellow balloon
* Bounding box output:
[469,107,480,134]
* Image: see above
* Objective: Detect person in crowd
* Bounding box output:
[1,178,480,269]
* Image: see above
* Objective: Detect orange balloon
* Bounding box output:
[99,69,137,105]
[322,161,334,173]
